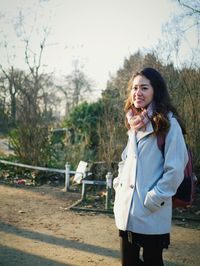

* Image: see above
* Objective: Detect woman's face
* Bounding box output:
[131,75,154,109]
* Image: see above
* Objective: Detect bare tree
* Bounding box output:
[177,1,200,15]
[0,66,25,126]
[66,60,92,107]
[0,4,63,165]
[3,11,55,164]
[57,61,93,116]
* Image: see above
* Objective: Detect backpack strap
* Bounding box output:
[157,134,166,156]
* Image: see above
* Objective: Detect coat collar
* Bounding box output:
[135,121,154,143]
[127,121,154,157]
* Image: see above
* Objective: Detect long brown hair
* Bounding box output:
[124,68,186,135]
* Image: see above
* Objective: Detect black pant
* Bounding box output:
[120,232,164,266]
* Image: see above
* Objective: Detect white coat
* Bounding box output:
[113,113,188,234]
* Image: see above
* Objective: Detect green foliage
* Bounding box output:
[47,130,68,168]
[64,101,103,147]
[62,91,127,169]
[62,101,104,167]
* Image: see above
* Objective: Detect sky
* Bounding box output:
[0,0,197,95]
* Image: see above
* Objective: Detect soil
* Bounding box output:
[0,183,200,266]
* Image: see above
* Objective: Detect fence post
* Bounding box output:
[81,180,86,201]
[106,172,113,210]
[65,162,70,191]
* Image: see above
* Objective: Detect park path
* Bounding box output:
[0,184,200,266]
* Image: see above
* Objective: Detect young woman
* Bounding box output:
[113,68,188,266]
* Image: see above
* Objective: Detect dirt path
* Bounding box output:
[0,184,200,266]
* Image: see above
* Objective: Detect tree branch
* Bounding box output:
[178,1,200,14]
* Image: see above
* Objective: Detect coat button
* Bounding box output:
[130,184,135,189]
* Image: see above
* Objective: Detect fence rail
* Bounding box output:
[0,159,72,190]
[0,159,66,173]
[0,160,113,210]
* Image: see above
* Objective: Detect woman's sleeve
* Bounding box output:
[144,117,189,212]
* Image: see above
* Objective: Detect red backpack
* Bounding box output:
[157,135,197,208]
